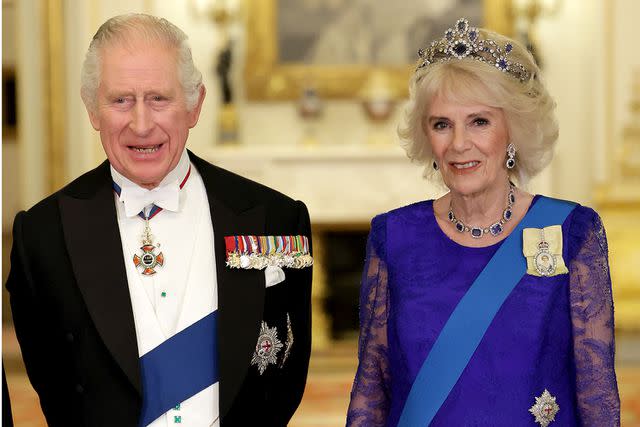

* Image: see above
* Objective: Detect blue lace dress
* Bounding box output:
[346,196,620,426]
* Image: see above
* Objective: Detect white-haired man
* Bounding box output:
[7,13,312,427]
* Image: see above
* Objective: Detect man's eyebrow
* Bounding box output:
[103,89,134,98]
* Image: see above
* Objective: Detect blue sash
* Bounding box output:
[139,311,219,426]
[397,197,576,427]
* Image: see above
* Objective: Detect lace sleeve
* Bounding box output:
[346,215,391,427]
[568,207,620,426]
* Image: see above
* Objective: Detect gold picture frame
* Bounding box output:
[245,0,513,100]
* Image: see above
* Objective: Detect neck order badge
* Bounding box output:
[112,165,192,276]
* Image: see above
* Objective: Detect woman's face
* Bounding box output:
[423,94,510,197]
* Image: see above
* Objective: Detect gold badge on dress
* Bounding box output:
[529,389,560,426]
[522,226,568,277]
[251,321,283,375]
[533,229,557,276]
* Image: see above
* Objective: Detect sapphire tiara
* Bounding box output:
[416,18,532,83]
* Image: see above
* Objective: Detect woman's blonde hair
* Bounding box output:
[398,29,558,187]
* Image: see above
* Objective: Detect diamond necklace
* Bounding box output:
[447,184,515,239]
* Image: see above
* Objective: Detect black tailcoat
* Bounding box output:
[6,153,312,426]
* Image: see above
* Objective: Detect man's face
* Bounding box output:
[87,38,204,189]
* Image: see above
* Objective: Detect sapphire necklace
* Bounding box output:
[447,183,515,239]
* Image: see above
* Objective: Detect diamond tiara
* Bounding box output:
[416,18,532,83]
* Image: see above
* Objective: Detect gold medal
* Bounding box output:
[133,218,164,275]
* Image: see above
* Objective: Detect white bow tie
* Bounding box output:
[120,182,181,218]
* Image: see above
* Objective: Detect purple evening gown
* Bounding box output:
[346,196,620,426]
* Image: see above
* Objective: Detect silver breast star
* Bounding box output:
[529,389,560,426]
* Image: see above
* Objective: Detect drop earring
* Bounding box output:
[506,143,516,169]
[433,160,439,171]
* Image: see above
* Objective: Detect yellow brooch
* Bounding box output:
[522,225,568,277]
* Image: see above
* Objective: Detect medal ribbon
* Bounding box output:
[224,235,311,256]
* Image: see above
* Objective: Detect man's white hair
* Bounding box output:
[80,13,203,112]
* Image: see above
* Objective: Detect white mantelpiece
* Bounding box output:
[203,145,442,226]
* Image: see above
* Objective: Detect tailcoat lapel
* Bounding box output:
[191,153,266,419]
[58,161,141,394]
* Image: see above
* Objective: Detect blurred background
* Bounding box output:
[2,0,640,425]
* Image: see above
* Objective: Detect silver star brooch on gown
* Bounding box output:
[529,389,560,426]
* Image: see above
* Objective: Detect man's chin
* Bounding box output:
[123,169,167,190]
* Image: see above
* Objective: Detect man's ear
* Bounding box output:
[87,109,101,131]
[82,91,101,131]
[188,85,206,128]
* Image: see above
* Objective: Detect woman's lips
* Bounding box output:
[449,160,480,174]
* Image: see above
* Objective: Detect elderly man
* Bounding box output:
[6,13,312,427]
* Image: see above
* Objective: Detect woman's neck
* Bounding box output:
[449,181,512,226]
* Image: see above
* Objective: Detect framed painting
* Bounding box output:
[244,0,513,100]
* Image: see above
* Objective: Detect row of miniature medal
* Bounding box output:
[225,235,313,269]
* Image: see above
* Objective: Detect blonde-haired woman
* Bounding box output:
[347,18,619,427]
